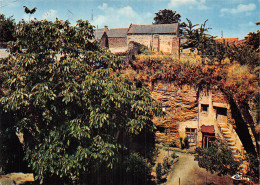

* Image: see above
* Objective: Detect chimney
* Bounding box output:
[104,25,108,33]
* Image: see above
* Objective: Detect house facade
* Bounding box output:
[94,23,180,57]
[127,24,179,56]
[152,82,255,160]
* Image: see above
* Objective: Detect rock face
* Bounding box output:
[151,82,198,146]
[150,82,244,152]
[0,173,34,185]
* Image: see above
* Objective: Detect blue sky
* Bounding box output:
[1,0,259,39]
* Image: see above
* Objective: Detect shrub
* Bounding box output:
[162,157,171,175]
[123,153,151,185]
[184,137,189,149]
[194,140,240,176]
[171,152,178,159]
[180,137,189,149]
[156,163,162,182]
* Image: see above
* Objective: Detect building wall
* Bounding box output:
[108,37,127,48]
[127,35,152,50]
[0,49,9,58]
[100,34,108,48]
[158,35,179,56]
[151,83,198,146]
[151,82,244,152]
[127,34,179,57]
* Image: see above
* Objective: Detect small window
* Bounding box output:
[156,126,165,133]
[186,128,196,143]
[216,107,227,116]
[201,104,209,112]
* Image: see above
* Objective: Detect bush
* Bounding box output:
[184,137,189,149]
[194,140,240,176]
[171,152,178,159]
[244,153,259,181]
[180,137,189,149]
[123,153,151,185]
[162,157,171,174]
[156,163,162,182]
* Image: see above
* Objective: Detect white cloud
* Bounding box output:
[92,3,153,28]
[220,3,256,16]
[168,0,208,9]
[239,21,255,27]
[43,9,57,20]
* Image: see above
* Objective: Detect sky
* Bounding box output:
[0,0,259,39]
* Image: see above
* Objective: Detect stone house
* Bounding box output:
[152,83,256,159]
[94,23,180,57]
[127,23,179,57]
[106,27,129,53]
[94,26,128,53]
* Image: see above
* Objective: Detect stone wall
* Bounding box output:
[158,35,179,56]
[151,83,198,146]
[127,35,152,50]
[108,37,127,48]
[127,34,179,58]
[151,82,243,151]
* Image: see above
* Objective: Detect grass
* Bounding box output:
[155,143,195,154]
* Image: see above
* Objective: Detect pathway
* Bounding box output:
[165,152,233,185]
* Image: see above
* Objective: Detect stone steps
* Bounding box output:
[219,123,241,160]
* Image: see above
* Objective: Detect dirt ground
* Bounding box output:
[155,149,235,185]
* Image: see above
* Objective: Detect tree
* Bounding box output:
[0,14,15,42]
[181,19,213,53]
[0,19,162,184]
[154,9,181,24]
[194,140,240,176]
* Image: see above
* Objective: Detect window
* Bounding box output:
[201,104,209,112]
[185,128,196,143]
[216,107,227,116]
[156,126,165,133]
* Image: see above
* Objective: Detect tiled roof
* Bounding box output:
[107,28,128,38]
[214,38,238,44]
[128,23,178,34]
[94,28,105,40]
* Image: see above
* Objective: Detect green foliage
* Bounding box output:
[180,137,189,149]
[226,33,259,69]
[182,19,259,68]
[156,163,162,182]
[171,151,178,159]
[245,31,260,50]
[162,157,171,174]
[194,140,240,176]
[153,9,186,35]
[123,152,151,185]
[0,19,162,184]
[154,9,181,24]
[244,153,259,179]
[139,45,154,55]
[0,14,15,42]
[182,18,213,54]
